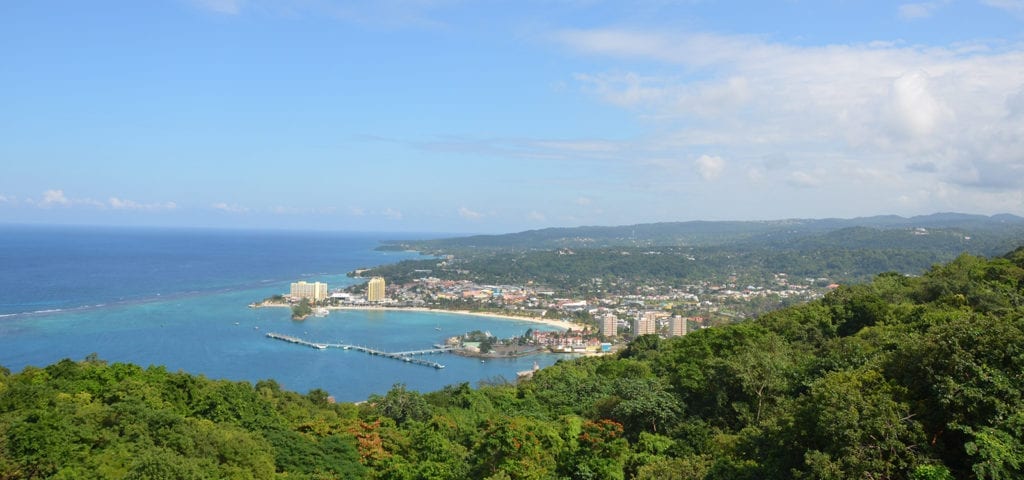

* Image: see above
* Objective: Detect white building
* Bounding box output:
[601,313,618,338]
[668,315,688,337]
[633,311,657,336]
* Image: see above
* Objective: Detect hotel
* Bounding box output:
[290,281,328,302]
[633,311,657,336]
[367,276,386,302]
[669,315,688,337]
[601,313,618,338]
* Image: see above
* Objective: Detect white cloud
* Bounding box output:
[898,2,946,20]
[575,196,592,206]
[458,207,484,219]
[553,27,1024,211]
[383,208,403,220]
[212,202,249,213]
[694,155,725,180]
[527,210,546,221]
[788,171,821,188]
[109,197,177,211]
[41,189,70,207]
[981,0,1024,14]
[0,194,10,204]
[884,71,954,139]
[190,0,244,15]
[349,207,367,216]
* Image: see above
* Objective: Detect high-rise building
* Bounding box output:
[633,311,657,336]
[601,314,618,338]
[669,315,688,337]
[290,281,328,302]
[367,276,386,302]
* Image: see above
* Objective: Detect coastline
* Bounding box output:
[328,305,585,331]
[254,302,583,331]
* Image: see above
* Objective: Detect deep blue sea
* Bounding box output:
[0,225,565,401]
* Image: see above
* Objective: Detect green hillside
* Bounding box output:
[3,247,1024,479]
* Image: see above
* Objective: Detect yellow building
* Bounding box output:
[290,281,328,302]
[367,276,386,302]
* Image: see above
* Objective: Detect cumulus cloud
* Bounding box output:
[694,155,725,180]
[109,197,177,211]
[190,0,244,15]
[41,189,70,207]
[458,207,484,219]
[575,196,592,206]
[982,0,1024,14]
[898,2,947,19]
[554,27,1024,208]
[884,71,954,139]
[527,210,546,221]
[787,171,822,188]
[212,202,249,213]
[383,208,403,220]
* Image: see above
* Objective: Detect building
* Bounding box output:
[668,315,688,337]
[633,311,657,336]
[290,281,328,302]
[367,276,386,302]
[601,313,618,338]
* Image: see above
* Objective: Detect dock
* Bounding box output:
[266,332,448,369]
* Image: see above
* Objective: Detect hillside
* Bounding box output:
[3,247,1024,479]
[381,213,1024,252]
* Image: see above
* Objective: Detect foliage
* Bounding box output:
[4,248,1024,478]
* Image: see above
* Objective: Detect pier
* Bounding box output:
[266,332,448,369]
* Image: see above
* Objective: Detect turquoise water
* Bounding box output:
[0,227,566,401]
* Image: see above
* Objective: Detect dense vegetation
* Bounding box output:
[361,226,1015,288]
[4,248,1024,478]
[382,213,1024,252]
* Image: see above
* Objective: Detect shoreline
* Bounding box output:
[328,305,585,331]
[254,302,584,331]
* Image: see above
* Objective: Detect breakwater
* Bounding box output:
[266,332,450,369]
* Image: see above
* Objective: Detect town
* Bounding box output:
[261,261,838,357]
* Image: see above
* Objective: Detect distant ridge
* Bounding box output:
[382,213,1024,252]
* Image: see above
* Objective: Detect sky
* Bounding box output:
[2,1,1023,234]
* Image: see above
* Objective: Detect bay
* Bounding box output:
[0,225,566,401]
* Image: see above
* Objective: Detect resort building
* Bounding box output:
[668,315,688,337]
[601,313,618,338]
[632,311,657,336]
[290,281,328,302]
[367,276,386,302]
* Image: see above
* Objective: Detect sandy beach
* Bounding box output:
[252,301,585,331]
[326,305,585,331]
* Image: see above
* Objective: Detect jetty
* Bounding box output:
[266,332,448,369]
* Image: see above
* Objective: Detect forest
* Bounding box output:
[2,247,1024,479]
[360,226,1007,289]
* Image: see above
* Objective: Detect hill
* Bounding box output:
[381,213,1024,252]
[3,247,1024,479]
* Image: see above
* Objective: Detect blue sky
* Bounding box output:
[2,1,1023,233]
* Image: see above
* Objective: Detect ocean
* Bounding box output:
[0,225,566,401]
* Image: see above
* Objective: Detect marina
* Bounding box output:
[266,332,449,369]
